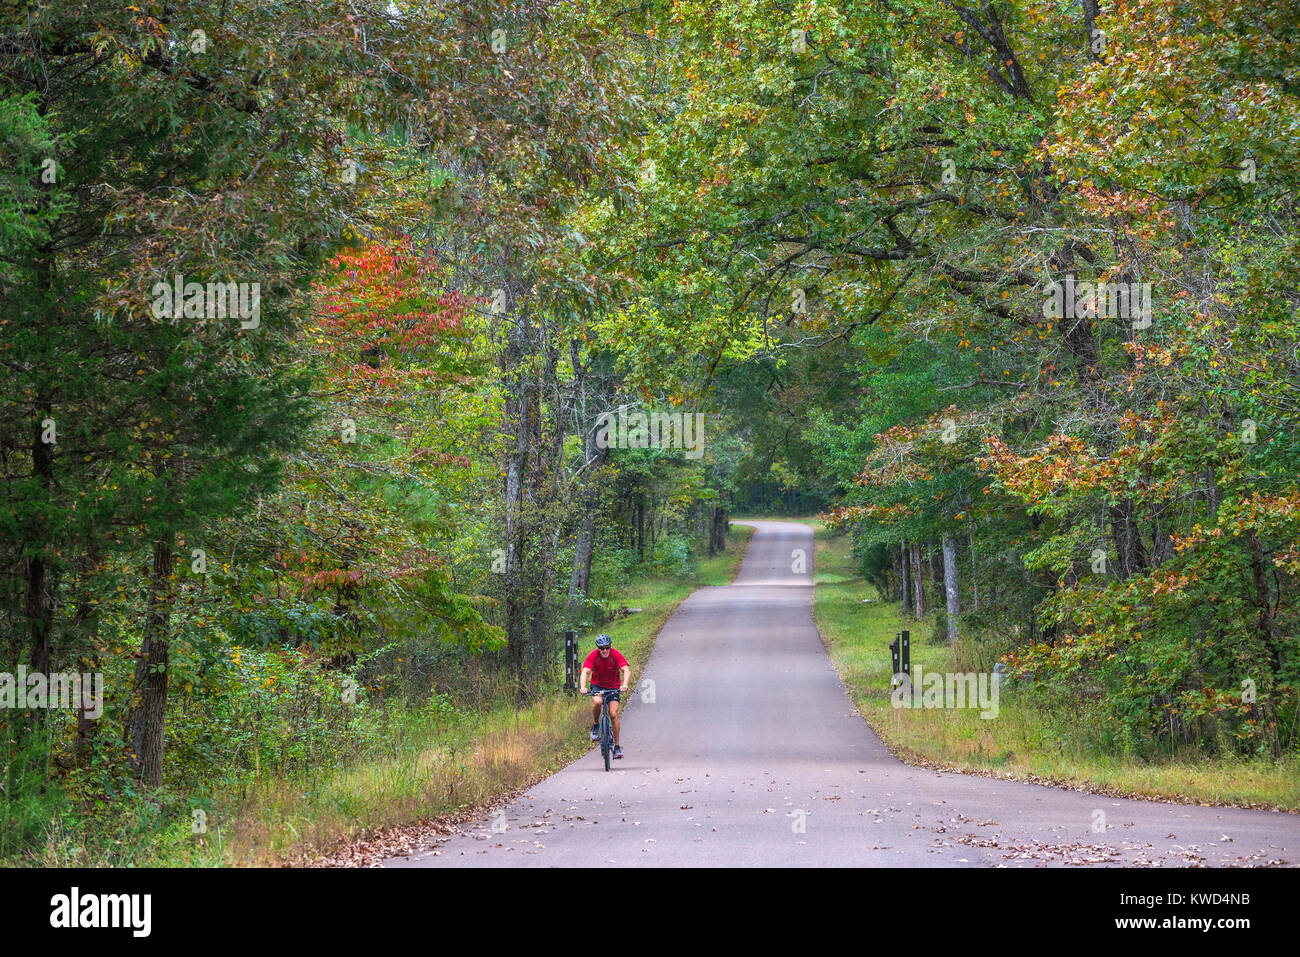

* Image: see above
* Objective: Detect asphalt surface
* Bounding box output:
[385,520,1299,867]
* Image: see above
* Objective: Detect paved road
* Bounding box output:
[386,521,1299,867]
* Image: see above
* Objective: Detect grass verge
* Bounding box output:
[806,518,1300,812]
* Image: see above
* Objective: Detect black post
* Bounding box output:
[889,630,912,688]
[565,631,576,692]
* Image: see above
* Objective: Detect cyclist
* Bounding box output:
[578,633,630,760]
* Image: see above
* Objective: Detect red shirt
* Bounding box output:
[583,648,628,689]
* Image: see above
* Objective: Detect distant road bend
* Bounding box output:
[386,521,1300,868]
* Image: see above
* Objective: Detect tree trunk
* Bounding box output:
[25,408,57,685]
[525,332,563,683]
[942,533,960,642]
[129,532,175,786]
[568,515,596,605]
[1107,499,1147,580]
[24,556,54,677]
[566,441,608,617]
[1151,508,1174,566]
[637,497,645,562]
[71,552,103,763]
[967,527,979,612]
[1246,531,1282,757]
[1246,531,1280,674]
[899,540,912,616]
[1081,0,1102,61]
[501,281,542,693]
[1205,466,1220,522]
[910,541,925,619]
[708,507,727,554]
[23,410,59,736]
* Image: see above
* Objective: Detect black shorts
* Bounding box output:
[590,686,620,703]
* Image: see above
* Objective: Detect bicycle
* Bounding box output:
[587,687,622,771]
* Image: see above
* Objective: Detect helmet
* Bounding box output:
[594,634,612,649]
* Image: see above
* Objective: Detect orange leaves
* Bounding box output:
[980,432,1121,504]
[823,502,912,529]
[1116,405,1172,438]
[1149,567,1191,596]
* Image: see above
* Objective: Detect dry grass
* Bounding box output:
[224,697,589,864]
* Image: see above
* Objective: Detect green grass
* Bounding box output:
[805,518,1300,812]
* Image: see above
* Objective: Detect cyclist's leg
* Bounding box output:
[608,698,620,745]
[590,691,603,724]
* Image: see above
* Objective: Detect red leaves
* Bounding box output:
[314,240,471,369]
[294,568,365,591]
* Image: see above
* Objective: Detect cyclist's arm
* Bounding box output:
[619,664,631,692]
[578,666,592,694]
